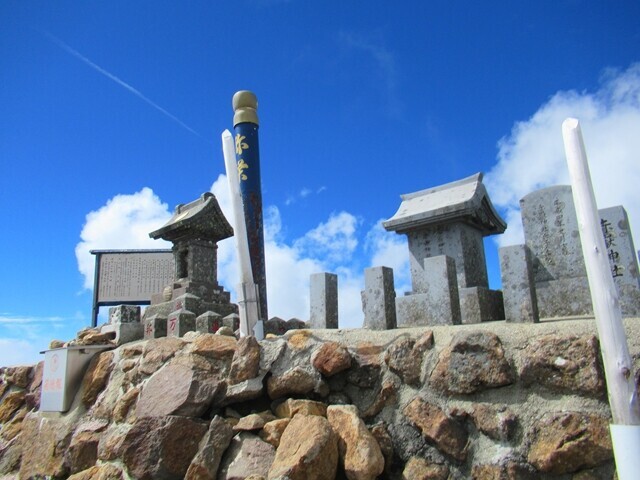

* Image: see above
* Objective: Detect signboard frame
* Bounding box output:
[90,249,174,327]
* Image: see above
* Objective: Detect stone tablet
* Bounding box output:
[310,273,338,329]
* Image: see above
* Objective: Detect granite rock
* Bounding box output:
[185,415,234,480]
[218,432,275,480]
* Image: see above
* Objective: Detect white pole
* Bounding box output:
[222,129,262,339]
[562,118,640,479]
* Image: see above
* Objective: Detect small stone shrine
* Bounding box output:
[384,173,506,325]
[141,192,238,337]
[501,185,640,320]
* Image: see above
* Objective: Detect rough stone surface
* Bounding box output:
[403,397,468,462]
[268,414,338,480]
[121,415,208,480]
[67,463,125,480]
[18,412,76,479]
[229,336,261,384]
[519,334,605,397]
[5,366,32,389]
[430,331,514,394]
[267,366,318,399]
[468,403,517,441]
[312,341,352,377]
[326,404,384,480]
[402,456,449,480]
[65,429,101,474]
[362,266,397,330]
[310,272,339,329]
[384,331,433,385]
[499,244,540,323]
[112,387,140,423]
[527,412,612,474]
[218,432,275,480]
[471,462,536,480]
[234,413,266,431]
[185,415,234,480]
[138,336,185,375]
[136,363,222,417]
[260,418,290,448]
[274,398,327,418]
[191,333,237,359]
[81,351,114,407]
[0,392,25,423]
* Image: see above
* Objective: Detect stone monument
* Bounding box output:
[383,173,506,325]
[501,185,640,320]
[142,192,238,337]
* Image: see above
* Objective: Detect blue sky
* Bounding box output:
[2,1,640,366]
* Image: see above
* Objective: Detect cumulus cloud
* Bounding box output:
[486,63,640,247]
[75,188,172,289]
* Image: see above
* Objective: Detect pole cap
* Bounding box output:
[233,90,259,126]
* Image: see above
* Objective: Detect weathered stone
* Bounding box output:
[121,415,208,480]
[370,423,394,477]
[267,366,317,399]
[97,424,131,461]
[260,418,291,448]
[144,313,167,339]
[268,414,338,480]
[385,331,433,386]
[191,333,237,359]
[0,435,22,474]
[49,339,65,349]
[362,266,397,330]
[139,336,185,375]
[469,403,517,441]
[80,329,116,345]
[312,341,352,377]
[471,462,536,480]
[222,376,265,405]
[499,244,540,323]
[19,412,75,479]
[519,334,605,397]
[402,456,449,480]
[66,429,101,474]
[167,309,197,337]
[121,343,144,359]
[81,351,114,407]
[274,398,327,418]
[528,412,612,474]
[218,432,275,480]
[327,404,384,480]
[5,365,32,388]
[264,317,288,336]
[310,272,339,329]
[229,336,261,384]
[185,415,234,480]
[136,363,222,417]
[196,310,223,334]
[67,463,125,480]
[0,392,25,423]
[217,325,235,336]
[113,387,140,423]
[361,379,397,418]
[234,413,266,431]
[0,405,27,441]
[403,398,468,461]
[430,331,514,394]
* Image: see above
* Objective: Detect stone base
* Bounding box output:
[144,314,167,339]
[459,287,504,324]
[167,310,196,337]
[101,322,144,346]
[396,294,462,326]
[150,280,231,305]
[535,277,593,319]
[108,305,141,324]
[196,311,222,334]
[143,292,237,324]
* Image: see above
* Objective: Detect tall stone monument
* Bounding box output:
[141,192,238,335]
[501,185,640,320]
[384,173,506,325]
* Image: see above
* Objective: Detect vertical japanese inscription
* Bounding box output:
[97,252,174,303]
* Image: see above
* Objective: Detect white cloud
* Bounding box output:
[0,338,44,367]
[75,188,172,289]
[486,63,640,248]
[365,220,411,295]
[294,212,360,263]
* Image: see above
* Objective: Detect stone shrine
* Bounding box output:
[383,173,506,325]
[500,185,640,321]
[142,192,238,336]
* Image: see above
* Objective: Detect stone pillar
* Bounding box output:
[144,314,167,339]
[499,245,539,323]
[310,273,338,329]
[167,309,196,337]
[599,206,640,316]
[362,267,397,330]
[102,305,143,345]
[196,311,222,334]
[396,255,461,326]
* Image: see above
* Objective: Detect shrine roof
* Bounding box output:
[149,192,233,243]
[383,173,506,235]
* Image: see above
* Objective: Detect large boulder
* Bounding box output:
[185,416,234,480]
[268,414,338,480]
[218,432,276,480]
[326,405,384,480]
[121,415,208,480]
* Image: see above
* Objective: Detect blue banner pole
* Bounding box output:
[232,91,268,321]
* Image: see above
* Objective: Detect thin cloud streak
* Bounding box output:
[42,31,205,140]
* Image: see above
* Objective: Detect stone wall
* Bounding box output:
[1,318,639,479]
